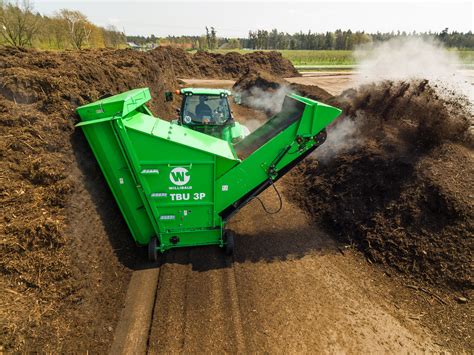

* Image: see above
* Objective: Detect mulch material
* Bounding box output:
[290,80,473,291]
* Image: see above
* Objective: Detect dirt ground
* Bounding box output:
[183,73,353,96]
[286,71,356,95]
[147,181,443,353]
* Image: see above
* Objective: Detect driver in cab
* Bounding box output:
[195,96,212,123]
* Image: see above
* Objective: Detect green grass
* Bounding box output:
[454,49,474,64]
[280,50,354,65]
[202,49,474,66]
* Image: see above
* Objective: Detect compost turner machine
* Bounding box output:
[76,88,341,260]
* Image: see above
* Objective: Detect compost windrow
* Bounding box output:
[0,46,180,351]
[233,70,473,291]
[151,46,300,79]
[290,79,473,291]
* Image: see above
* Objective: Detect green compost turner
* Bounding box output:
[76,88,341,260]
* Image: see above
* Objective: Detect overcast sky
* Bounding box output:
[34,1,473,37]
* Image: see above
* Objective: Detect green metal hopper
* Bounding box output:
[76,88,341,260]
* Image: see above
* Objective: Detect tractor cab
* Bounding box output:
[169,88,249,144]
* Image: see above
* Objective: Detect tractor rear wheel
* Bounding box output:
[224,230,235,256]
[148,237,158,262]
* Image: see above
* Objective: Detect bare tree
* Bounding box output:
[104,24,124,48]
[58,9,91,49]
[50,17,67,49]
[210,27,217,49]
[205,26,210,49]
[0,0,39,47]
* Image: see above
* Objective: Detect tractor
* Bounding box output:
[166,88,249,144]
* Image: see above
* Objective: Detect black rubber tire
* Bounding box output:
[224,230,235,256]
[148,237,158,262]
[99,93,112,100]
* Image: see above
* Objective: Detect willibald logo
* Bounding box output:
[169,167,190,186]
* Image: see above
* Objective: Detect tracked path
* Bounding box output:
[145,179,440,353]
[147,248,245,353]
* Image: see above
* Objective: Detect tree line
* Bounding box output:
[156,28,474,51]
[243,28,474,50]
[1,1,473,51]
[0,0,126,49]
[127,33,238,50]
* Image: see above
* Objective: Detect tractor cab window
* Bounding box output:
[182,95,231,125]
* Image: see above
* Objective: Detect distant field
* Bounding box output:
[456,50,474,64]
[203,49,474,66]
[279,50,356,65]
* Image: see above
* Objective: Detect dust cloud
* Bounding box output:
[235,84,293,132]
[318,37,473,160]
[237,85,292,115]
[355,37,473,104]
[244,118,265,133]
[316,116,363,162]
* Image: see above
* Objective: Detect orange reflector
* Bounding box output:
[175,90,181,95]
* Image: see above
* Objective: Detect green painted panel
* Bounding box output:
[77,88,151,121]
[124,112,239,162]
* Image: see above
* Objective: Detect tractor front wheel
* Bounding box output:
[148,237,158,262]
[224,230,235,256]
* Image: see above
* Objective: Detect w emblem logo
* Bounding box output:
[169,167,190,186]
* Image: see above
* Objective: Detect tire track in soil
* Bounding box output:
[147,248,246,353]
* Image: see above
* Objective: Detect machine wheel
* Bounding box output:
[148,237,158,262]
[224,230,235,256]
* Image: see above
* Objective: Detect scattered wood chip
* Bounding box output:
[404,284,447,305]
[455,296,468,304]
